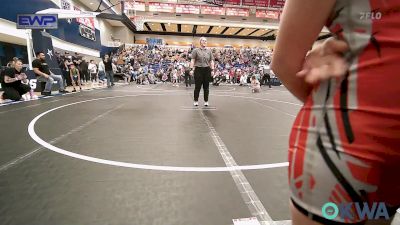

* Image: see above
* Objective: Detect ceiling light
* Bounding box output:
[90,2,94,4]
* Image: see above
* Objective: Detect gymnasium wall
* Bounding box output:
[98,19,116,46]
[114,27,135,44]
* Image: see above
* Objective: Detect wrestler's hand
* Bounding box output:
[296,37,350,85]
[17,74,25,80]
[19,73,27,79]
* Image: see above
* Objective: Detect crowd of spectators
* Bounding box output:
[107,44,276,86]
[1,44,277,102]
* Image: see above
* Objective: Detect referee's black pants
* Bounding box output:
[194,66,211,102]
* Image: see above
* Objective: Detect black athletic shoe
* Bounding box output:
[41,91,52,96]
[59,90,69,94]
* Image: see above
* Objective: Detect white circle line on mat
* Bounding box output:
[28,94,289,172]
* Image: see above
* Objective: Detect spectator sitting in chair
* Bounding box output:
[32,52,69,96]
[121,65,131,84]
[239,70,247,86]
[148,72,156,84]
[1,60,37,101]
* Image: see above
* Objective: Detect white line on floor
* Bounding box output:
[0,104,125,174]
[211,94,302,106]
[198,109,273,223]
[250,100,296,117]
[181,106,217,111]
[270,220,292,225]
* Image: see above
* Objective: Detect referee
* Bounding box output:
[190,37,214,107]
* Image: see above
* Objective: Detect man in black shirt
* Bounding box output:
[32,52,68,96]
[1,60,31,101]
[80,58,89,84]
[261,65,272,89]
[103,54,114,88]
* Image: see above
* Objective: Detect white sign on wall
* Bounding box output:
[61,0,71,10]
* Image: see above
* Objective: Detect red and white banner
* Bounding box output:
[226,8,249,17]
[200,6,225,15]
[148,2,175,13]
[175,4,200,14]
[224,0,241,5]
[74,6,95,29]
[124,1,146,11]
[242,0,255,6]
[228,0,284,8]
[256,10,280,19]
[255,0,268,7]
[268,0,285,8]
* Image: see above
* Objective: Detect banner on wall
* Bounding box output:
[121,1,284,16]
[79,24,96,41]
[242,0,255,6]
[124,1,146,11]
[224,0,241,5]
[254,0,268,7]
[226,8,249,17]
[72,5,96,42]
[148,2,175,13]
[73,6,95,29]
[61,0,72,23]
[255,10,280,19]
[268,0,285,8]
[201,6,225,15]
[220,0,285,8]
[175,4,200,14]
